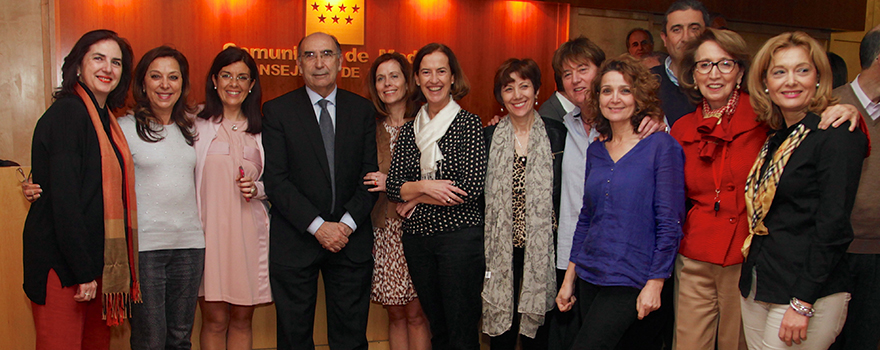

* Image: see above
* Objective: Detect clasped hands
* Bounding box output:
[315,221,353,253]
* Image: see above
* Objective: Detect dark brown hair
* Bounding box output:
[367,52,415,118]
[132,46,195,145]
[493,58,542,105]
[198,46,263,134]
[411,43,470,102]
[56,29,133,109]
[551,36,606,84]
[592,56,662,138]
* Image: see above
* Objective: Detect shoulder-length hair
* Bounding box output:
[56,29,133,109]
[748,31,838,129]
[411,43,470,102]
[592,56,662,139]
[678,28,751,104]
[197,46,263,134]
[132,46,196,145]
[493,58,542,105]
[367,52,416,118]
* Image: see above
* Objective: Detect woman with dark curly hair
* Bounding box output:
[555,56,685,349]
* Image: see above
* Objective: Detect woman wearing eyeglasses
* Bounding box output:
[670,28,862,350]
[194,47,270,350]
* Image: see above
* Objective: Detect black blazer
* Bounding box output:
[537,94,567,123]
[650,64,696,127]
[262,87,378,265]
[483,117,567,231]
[23,94,120,304]
[739,113,867,304]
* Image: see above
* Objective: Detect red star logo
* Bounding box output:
[331,15,340,23]
[325,3,333,11]
[318,14,326,22]
[345,15,353,24]
[311,2,319,11]
[352,5,359,13]
[338,3,346,12]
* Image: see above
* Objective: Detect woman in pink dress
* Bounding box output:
[364,52,431,350]
[194,47,270,350]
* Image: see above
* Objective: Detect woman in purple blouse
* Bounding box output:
[555,56,685,349]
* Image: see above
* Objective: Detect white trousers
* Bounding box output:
[740,270,849,350]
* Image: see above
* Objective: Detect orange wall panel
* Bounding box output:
[55,0,570,124]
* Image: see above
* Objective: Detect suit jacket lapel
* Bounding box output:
[295,88,333,182]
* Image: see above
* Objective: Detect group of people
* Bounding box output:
[20,1,880,350]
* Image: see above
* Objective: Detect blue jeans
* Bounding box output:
[130,249,205,350]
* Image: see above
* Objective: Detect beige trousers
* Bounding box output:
[673,254,747,350]
[740,269,849,350]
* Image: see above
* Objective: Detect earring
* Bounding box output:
[214,85,217,90]
[77,72,80,78]
[816,82,820,88]
[500,107,505,112]
[764,87,769,93]
[535,100,539,106]
[248,89,252,93]
[694,85,699,90]
[736,83,741,90]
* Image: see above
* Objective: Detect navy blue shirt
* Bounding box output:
[570,132,685,289]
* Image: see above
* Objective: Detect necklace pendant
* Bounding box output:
[232,124,238,131]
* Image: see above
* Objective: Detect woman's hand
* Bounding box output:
[636,278,664,320]
[364,171,387,192]
[420,180,467,205]
[819,103,860,131]
[396,200,419,218]
[556,280,577,312]
[73,280,98,303]
[22,180,42,203]
[239,176,257,199]
[556,265,579,312]
[779,301,811,346]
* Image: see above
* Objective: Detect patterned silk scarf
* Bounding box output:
[75,84,141,325]
[742,123,810,257]
[697,90,739,160]
[482,112,556,338]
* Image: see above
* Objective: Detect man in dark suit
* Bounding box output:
[830,26,880,350]
[653,0,709,126]
[262,32,378,350]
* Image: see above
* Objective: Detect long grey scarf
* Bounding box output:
[482,112,556,337]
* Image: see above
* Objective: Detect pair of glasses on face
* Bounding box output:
[17,167,31,183]
[694,59,738,74]
[218,73,251,82]
[300,50,338,62]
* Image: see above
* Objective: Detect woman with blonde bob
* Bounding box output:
[739,32,868,349]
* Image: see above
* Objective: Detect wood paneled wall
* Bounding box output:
[53,0,569,125]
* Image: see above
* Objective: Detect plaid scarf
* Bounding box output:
[697,90,740,160]
[75,84,141,325]
[742,123,810,257]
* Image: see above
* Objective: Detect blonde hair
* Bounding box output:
[748,31,838,129]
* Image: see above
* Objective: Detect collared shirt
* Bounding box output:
[306,86,339,127]
[556,91,576,115]
[852,75,880,120]
[664,56,680,87]
[570,133,685,289]
[303,85,357,234]
[557,107,602,269]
